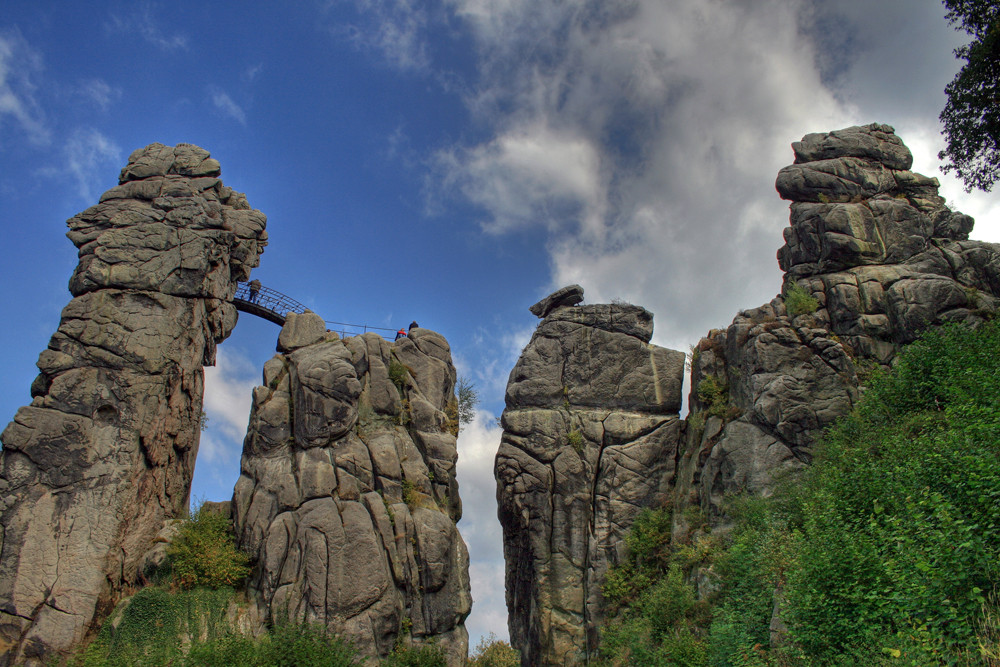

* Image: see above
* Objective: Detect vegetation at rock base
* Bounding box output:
[63,503,453,666]
[938,0,1000,192]
[382,642,447,666]
[167,503,249,590]
[468,633,520,666]
[598,319,1000,665]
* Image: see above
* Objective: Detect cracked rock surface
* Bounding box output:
[0,144,266,666]
[497,125,1000,666]
[233,314,470,665]
[496,293,685,666]
[675,123,1000,531]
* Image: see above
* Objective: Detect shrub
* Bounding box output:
[715,320,1000,664]
[567,430,584,453]
[168,504,249,590]
[783,282,819,317]
[696,376,730,419]
[383,642,447,666]
[457,376,479,426]
[468,633,519,667]
[71,586,241,666]
[388,359,409,393]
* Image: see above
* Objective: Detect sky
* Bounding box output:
[0,0,997,650]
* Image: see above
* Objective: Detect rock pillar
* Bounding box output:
[0,144,267,665]
[496,288,686,666]
[233,315,471,665]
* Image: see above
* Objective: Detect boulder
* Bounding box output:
[529,284,585,318]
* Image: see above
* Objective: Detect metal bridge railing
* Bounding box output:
[233,282,398,340]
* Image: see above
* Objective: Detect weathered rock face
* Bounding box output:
[497,124,1000,665]
[496,296,686,665]
[0,144,267,665]
[233,314,471,665]
[675,123,1000,527]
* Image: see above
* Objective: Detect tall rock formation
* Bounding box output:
[495,288,686,665]
[0,144,267,665]
[675,123,1000,525]
[233,314,471,665]
[497,124,1000,665]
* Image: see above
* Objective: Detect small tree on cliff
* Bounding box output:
[939,0,1000,191]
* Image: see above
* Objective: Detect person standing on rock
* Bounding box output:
[248,279,261,303]
[409,320,418,332]
[395,328,407,341]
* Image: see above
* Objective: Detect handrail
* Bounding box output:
[232,282,394,340]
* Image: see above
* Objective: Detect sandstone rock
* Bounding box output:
[0,144,266,666]
[498,124,1000,666]
[496,290,685,666]
[674,124,1000,533]
[529,284,585,318]
[233,326,470,665]
[276,311,328,353]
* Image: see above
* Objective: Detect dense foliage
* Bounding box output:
[939,0,1000,191]
[168,504,250,589]
[600,319,1000,665]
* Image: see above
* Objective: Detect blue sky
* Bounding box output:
[1,0,998,648]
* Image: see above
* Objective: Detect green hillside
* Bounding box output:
[598,318,1000,666]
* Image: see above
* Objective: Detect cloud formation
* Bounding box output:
[203,347,259,444]
[210,88,248,126]
[326,0,432,71]
[106,2,188,51]
[0,30,50,145]
[77,78,121,111]
[436,0,861,350]
[455,408,506,646]
[65,128,121,201]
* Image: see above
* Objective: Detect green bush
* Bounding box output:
[168,504,250,590]
[388,359,409,393]
[696,376,729,419]
[382,642,447,666]
[468,632,519,667]
[783,282,819,317]
[703,320,1000,665]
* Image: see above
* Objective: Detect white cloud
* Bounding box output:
[455,408,507,644]
[203,347,259,443]
[106,2,188,51]
[210,88,248,126]
[437,123,607,237]
[0,30,50,145]
[434,0,856,349]
[326,0,431,71]
[242,63,264,83]
[65,128,121,201]
[78,78,121,111]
